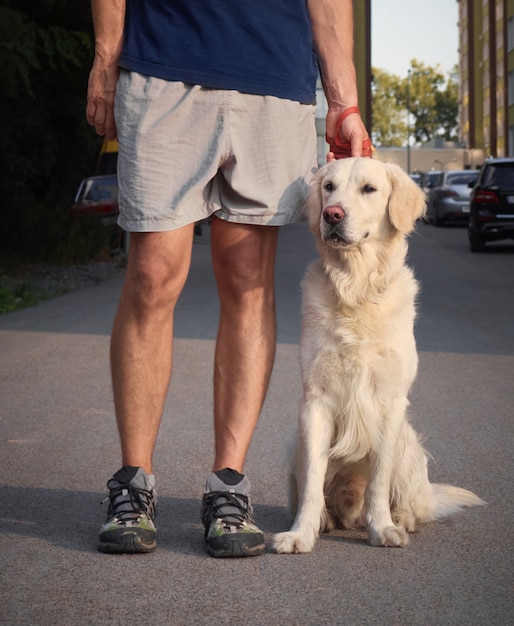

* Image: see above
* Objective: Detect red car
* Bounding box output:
[70,175,119,225]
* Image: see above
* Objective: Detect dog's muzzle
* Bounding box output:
[323,205,345,225]
[322,205,348,244]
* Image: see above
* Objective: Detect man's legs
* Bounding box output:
[201,216,278,557]
[110,227,195,474]
[210,216,279,472]
[98,226,194,554]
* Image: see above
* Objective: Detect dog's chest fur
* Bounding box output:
[299,256,419,458]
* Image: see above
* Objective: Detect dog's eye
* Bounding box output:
[362,184,376,194]
[324,181,334,193]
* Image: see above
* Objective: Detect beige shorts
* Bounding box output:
[114,70,318,231]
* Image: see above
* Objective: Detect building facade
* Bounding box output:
[459,0,514,157]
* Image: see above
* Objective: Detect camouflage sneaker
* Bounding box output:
[201,469,265,558]
[98,466,157,554]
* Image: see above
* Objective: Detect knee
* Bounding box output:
[213,234,277,301]
[216,254,276,311]
[220,252,264,289]
[124,254,188,313]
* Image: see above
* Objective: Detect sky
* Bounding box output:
[371,0,459,77]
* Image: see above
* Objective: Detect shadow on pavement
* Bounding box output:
[0,485,298,556]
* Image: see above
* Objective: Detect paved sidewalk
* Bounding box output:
[0,223,511,625]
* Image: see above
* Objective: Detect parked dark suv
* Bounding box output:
[468,158,514,252]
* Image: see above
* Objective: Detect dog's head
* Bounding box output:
[306,159,426,248]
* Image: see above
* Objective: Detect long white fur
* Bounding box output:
[272,158,484,553]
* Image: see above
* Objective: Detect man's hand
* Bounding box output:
[86,59,120,140]
[308,1,372,162]
[86,0,125,140]
[325,107,371,162]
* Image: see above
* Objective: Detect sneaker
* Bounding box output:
[98,466,157,554]
[201,468,266,558]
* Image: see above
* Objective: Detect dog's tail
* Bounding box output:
[431,483,486,519]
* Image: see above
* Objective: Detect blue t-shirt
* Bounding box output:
[119,0,318,104]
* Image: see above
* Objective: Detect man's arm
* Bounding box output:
[308,0,369,158]
[86,0,126,140]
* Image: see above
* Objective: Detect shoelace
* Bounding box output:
[202,491,254,535]
[103,480,156,523]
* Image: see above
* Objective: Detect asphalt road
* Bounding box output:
[1,221,512,626]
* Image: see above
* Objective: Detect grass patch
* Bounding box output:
[0,279,58,315]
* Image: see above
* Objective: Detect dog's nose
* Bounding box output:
[323,205,345,224]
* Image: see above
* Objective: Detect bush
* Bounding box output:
[0,2,103,265]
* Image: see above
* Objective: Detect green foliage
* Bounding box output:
[0,280,41,315]
[58,217,121,265]
[372,60,459,147]
[0,1,104,264]
[370,68,406,147]
[433,66,459,142]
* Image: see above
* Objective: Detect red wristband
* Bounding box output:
[325,107,373,159]
[334,106,361,127]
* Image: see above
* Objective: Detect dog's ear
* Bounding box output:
[385,163,426,234]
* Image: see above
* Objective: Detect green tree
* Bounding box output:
[371,60,459,147]
[0,1,100,263]
[371,68,406,147]
[433,66,459,142]
[400,60,459,144]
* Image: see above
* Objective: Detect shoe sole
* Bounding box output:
[205,536,266,558]
[98,531,156,554]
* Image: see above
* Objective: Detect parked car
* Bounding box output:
[426,170,479,226]
[70,174,119,224]
[409,173,423,188]
[421,170,442,195]
[468,157,514,252]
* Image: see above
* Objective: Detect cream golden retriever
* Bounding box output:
[272,158,484,553]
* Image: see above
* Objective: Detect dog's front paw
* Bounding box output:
[271,531,316,554]
[368,525,410,548]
